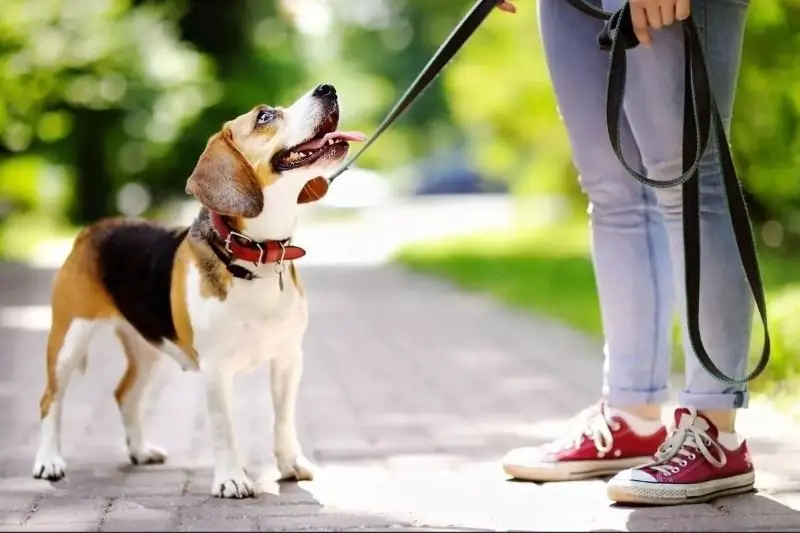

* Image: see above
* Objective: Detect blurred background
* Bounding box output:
[1,0,799,402]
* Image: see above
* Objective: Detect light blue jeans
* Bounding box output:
[537,0,752,410]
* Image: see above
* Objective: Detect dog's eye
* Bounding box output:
[255,109,275,126]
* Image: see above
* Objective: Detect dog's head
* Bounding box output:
[185,84,365,218]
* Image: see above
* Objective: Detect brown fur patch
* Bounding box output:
[169,240,200,364]
[185,128,264,218]
[189,239,233,300]
[40,221,121,418]
[225,215,248,236]
[255,159,280,188]
[113,327,139,407]
[187,210,234,300]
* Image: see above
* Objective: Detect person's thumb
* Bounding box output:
[497,1,517,14]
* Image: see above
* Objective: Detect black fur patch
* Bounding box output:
[93,221,189,343]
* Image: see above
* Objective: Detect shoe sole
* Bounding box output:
[503,456,652,482]
[607,471,756,505]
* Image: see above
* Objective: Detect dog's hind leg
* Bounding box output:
[33,316,97,481]
[114,324,167,466]
[271,348,314,481]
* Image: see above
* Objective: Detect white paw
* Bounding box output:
[277,454,315,481]
[32,454,66,481]
[128,442,168,466]
[212,472,256,499]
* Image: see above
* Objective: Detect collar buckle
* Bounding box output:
[224,230,265,265]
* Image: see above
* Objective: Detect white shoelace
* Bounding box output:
[548,404,619,454]
[646,408,726,476]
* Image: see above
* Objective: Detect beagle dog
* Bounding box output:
[31,84,365,498]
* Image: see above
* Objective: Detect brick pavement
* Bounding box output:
[1,262,800,531]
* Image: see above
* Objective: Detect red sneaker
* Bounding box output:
[502,403,667,482]
[607,407,756,505]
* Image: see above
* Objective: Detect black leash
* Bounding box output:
[563,0,770,385]
[326,0,503,183]
[325,0,769,385]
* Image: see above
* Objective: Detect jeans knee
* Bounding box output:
[579,172,656,227]
[650,153,729,219]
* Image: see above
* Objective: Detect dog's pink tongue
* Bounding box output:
[293,131,367,152]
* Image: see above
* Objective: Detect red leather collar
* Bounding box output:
[210,211,306,265]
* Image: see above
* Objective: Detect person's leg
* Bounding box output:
[540,0,676,416]
[602,0,755,504]
[502,0,674,482]
[608,0,751,420]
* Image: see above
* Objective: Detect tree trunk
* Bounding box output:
[69,108,117,224]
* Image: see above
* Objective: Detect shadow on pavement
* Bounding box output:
[588,492,800,532]
[0,469,453,531]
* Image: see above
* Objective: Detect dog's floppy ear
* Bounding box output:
[297,177,329,204]
[185,129,264,218]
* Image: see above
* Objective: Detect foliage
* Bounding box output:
[441,1,575,198]
[729,0,800,242]
[0,0,216,223]
[0,0,798,250]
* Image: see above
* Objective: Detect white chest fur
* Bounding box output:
[184,261,308,372]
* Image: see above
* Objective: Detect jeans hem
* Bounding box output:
[677,390,749,410]
[604,387,670,407]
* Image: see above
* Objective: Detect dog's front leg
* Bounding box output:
[271,350,315,481]
[201,360,255,498]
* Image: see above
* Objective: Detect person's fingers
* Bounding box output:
[644,3,663,31]
[630,4,652,47]
[675,0,691,20]
[660,0,675,26]
[497,1,517,13]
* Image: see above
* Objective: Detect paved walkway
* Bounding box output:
[1,262,800,531]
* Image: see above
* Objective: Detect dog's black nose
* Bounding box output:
[313,84,336,98]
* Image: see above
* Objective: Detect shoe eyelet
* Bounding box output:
[610,422,621,431]
[688,453,696,460]
[678,459,688,467]
[663,471,672,477]
[670,465,681,474]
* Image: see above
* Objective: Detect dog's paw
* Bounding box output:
[277,454,315,482]
[129,442,168,466]
[212,472,256,499]
[32,454,66,482]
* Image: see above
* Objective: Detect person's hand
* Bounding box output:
[630,0,690,47]
[496,1,517,14]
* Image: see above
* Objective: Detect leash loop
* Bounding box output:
[323,0,770,385]
[563,0,770,385]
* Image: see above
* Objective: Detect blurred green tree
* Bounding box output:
[163,0,307,199]
[0,0,798,257]
[0,0,306,227]
[729,0,800,246]
[0,0,216,224]
[307,0,476,171]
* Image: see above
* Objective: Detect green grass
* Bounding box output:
[396,218,800,396]
[401,220,604,336]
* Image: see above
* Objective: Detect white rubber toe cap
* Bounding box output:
[611,467,657,484]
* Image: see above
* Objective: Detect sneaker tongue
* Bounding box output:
[673,408,717,438]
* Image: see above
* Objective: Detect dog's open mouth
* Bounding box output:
[273,123,366,172]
